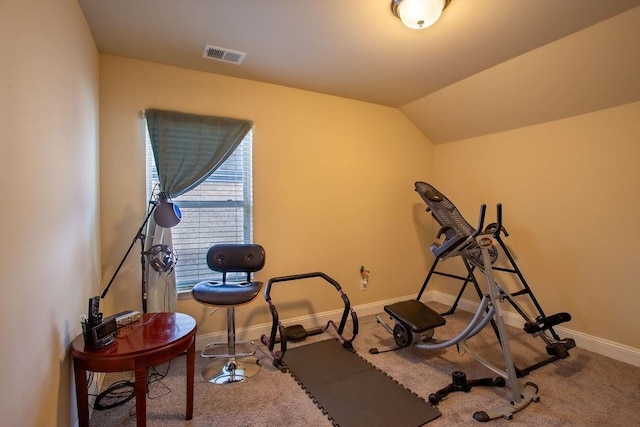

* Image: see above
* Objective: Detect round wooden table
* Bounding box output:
[71,312,197,427]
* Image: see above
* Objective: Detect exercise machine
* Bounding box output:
[261,271,358,371]
[261,272,443,426]
[413,181,575,377]
[371,195,539,421]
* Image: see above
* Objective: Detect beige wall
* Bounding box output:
[431,101,640,349]
[0,1,100,426]
[98,55,435,335]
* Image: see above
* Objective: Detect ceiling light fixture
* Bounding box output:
[391,0,451,30]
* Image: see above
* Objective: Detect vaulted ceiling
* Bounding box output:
[78,0,640,143]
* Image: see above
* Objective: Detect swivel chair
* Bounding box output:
[192,243,265,384]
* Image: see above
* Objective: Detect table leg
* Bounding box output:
[134,361,147,427]
[73,363,90,427]
[186,336,195,420]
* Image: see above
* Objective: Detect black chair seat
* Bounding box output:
[192,281,262,306]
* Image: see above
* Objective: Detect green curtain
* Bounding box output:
[144,109,254,198]
[142,109,253,312]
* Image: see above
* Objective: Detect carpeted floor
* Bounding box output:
[88,303,640,426]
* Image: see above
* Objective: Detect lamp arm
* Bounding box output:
[100,203,156,300]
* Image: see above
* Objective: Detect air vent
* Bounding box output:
[203,44,246,65]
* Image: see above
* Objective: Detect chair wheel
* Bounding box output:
[393,322,412,347]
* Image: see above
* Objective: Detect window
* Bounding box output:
[146,130,253,290]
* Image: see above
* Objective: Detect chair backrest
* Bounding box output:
[206,244,265,282]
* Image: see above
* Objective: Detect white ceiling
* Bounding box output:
[78,0,640,142]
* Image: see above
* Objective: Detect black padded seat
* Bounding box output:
[192,282,262,306]
[384,300,446,333]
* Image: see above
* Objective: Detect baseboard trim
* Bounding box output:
[195,291,640,368]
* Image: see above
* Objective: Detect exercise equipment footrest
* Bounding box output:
[523,312,571,334]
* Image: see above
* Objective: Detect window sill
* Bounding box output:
[177,289,193,300]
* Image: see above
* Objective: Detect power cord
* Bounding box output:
[93,362,173,410]
[94,379,136,410]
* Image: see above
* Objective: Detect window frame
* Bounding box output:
[145,129,254,291]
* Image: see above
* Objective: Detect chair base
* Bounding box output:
[202,356,260,384]
[201,341,256,359]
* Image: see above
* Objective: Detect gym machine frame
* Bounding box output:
[415,202,575,377]
[261,271,359,371]
[373,204,539,421]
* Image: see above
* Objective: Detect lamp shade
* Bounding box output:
[154,194,182,228]
[392,0,448,30]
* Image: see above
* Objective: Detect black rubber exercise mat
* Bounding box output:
[283,339,441,427]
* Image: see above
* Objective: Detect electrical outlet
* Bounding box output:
[359,265,370,291]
